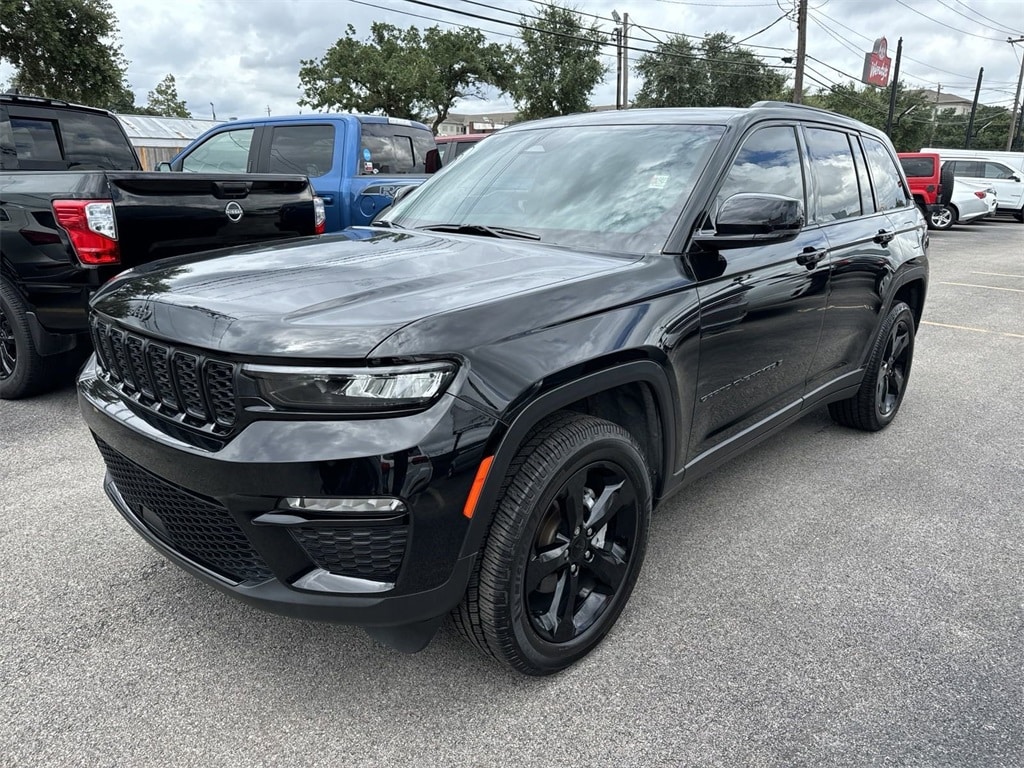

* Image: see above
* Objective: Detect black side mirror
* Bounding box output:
[425,148,442,174]
[693,193,804,250]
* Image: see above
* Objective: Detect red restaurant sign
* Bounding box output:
[862,37,892,87]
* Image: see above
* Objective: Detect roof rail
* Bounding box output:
[751,100,842,119]
[1,91,72,108]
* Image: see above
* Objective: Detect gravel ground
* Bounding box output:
[1,219,1021,767]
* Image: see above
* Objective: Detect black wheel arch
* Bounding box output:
[457,359,678,560]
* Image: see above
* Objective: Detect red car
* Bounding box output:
[898,152,950,229]
[436,133,488,164]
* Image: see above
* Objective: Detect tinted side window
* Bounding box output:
[716,126,805,208]
[851,136,875,214]
[862,136,910,211]
[453,141,477,158]
[360,123,436,175]
[805,128,861,221]
[10,117,62,161]
[950,160,983,177]
[983,162,1015,180]
[182,129,254,173]
[267,125,334,177]
[58,111,139,169]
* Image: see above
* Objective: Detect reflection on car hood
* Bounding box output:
[91,229,633,358]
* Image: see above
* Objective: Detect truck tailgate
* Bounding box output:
[106,172,317,268]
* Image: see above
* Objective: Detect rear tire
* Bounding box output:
[0,282,70,399]
[829,302,916,431]
[453,412,651,675]
[929,205,954,230]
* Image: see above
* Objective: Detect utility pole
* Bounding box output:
[965,67,984,148]
[929,83,941,145]
[1007,37,1024,151]
[793,0,808,103]
[614,24,622,109]
[884,37,903,136]
[621,13,630,108]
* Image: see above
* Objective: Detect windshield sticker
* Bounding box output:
[649,174,669,189]
[363,148,372,162]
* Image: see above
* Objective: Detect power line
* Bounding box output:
[891,0,1008,42]
[933,0,1023,36]
[343,0,795,84]
[521,0,792,52]
[950,0,1023,36]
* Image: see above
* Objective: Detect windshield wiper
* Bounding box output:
[416,223,541,241]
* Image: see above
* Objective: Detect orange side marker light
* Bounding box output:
[462,456,494,519]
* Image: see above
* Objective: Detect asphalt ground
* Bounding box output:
[1,218,1022,767]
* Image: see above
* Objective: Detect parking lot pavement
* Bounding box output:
[1,219,1022,767]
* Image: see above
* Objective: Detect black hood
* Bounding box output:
[92,229,635,358]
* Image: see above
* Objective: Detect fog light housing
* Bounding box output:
[283,497,406,516]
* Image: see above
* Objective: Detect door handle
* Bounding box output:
[319,195,334,205]
[796,247,828,268]
[874,229,895,245]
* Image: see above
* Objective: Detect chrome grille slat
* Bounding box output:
[91,319,236,431]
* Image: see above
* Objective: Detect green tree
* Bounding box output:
[507,4,606,120]
[0,0,132,109]
[928,104,1014,150]
[634,32,787,108]
[299,23,429,122]
[420,26,512,132]
[805,81,932,152]
[145,74,191,118]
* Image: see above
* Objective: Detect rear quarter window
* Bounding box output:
[863,137,911,211]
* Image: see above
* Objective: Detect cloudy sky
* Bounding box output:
[9,0,1024,121]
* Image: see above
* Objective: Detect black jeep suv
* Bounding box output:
[79,103,928,675]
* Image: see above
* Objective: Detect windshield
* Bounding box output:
[385,123,725,254]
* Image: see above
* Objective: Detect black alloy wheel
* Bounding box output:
[525,462,640,644]
[453,412,651,675]
[875,317,912,419]
[0,302,15,381]
[829,301,916,431]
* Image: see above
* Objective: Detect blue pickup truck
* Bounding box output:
[160,114,440,232]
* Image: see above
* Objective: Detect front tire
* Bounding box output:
[829,301,916,431]
[454,412,651,675]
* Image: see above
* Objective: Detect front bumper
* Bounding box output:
[79,357,498,637]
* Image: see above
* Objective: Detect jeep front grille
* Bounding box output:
[91,318,237,429]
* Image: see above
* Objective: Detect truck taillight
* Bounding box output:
[52,199,120,266]
[314,196,326,235]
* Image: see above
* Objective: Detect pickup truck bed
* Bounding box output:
[1,93,322,398]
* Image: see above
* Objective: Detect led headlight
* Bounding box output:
[242,362,457,412]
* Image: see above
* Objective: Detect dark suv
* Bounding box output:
[79,103,928,675]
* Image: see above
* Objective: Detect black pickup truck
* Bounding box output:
[1,93,324,398]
